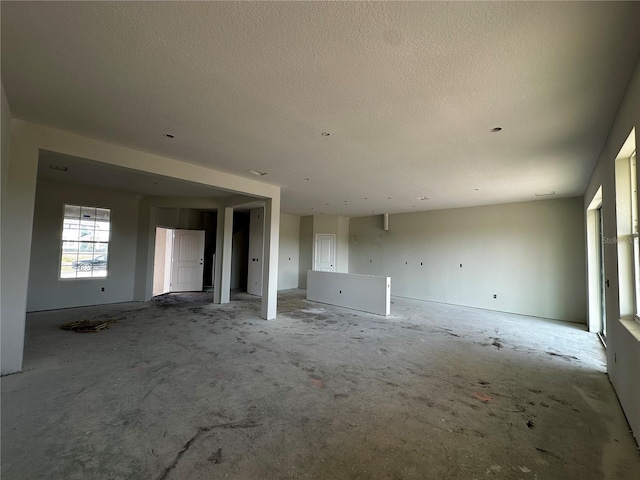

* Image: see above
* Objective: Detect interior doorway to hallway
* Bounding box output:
[152,227,206,296]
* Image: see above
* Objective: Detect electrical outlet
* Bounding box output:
[101,287,105,292]
[493,294,497,299]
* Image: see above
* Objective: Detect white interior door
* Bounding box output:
[315,234,336,272]
[170,229,205,292]
[247,208,264,296]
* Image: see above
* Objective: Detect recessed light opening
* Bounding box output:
[321,132,330,136]
[165,133,175,138]
[416,196,429,201]
[247,169,267,176]
[491,127,502,132]
[535,191,556,197]
[49,164,68,172]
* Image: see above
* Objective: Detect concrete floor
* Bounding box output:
[2,290,639,479]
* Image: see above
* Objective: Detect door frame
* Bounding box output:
[152,227,205,295]
[586,186,606,337]
[152,227,173,296]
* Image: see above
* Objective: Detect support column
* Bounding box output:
[213,206,233,304]
[1,123,39,374]
[261,196,280,319]
[133,200,153,301]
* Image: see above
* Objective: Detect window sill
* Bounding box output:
[620,318,640,342]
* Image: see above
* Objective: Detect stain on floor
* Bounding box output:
[1,290,638,479]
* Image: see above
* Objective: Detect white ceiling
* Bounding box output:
[37,150,234,199]
[2,1,640,216]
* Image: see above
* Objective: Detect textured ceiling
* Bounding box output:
[38,151,233,199]
[2,1,640,216]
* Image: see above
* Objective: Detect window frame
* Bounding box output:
[629,150,640,325]
[58,203,111,280]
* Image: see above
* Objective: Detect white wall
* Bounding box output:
[0,83,16,371]
[278,213,300,290]
[337,215,350,274]
[307,271,390,316]
[1,121,281,374]
[247,207,264,296]
[350,197,586,323]
[1,121,39,374]
[26,180,140,311]
[298,216,313,289]
[583,58,640,440]
[1,83,11,212]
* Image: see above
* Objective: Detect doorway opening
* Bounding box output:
[152,228,206,296]
[586,187,606,341]
[232,211,250,293]
[153,227,173,296]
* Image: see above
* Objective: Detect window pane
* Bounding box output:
[95,221,110,241]
[59,205,111,279]
[64,204,81,219]
[62,241,79,253]
[94,242,109,254]
[80,206,96,220]
[95,208,110,222]
[62,219,80,241]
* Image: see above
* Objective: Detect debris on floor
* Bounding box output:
[5,291,638,480]
[472,391,493,403]
[208,448,223,464]
[60,319,115,332]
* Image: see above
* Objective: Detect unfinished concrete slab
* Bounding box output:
[2,290,638,479]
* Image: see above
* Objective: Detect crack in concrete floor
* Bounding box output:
[1,289,639,479]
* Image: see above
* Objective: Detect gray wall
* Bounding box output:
[1,83,11,212]
[27,180,140,311]
[312,215,350,273]
[0,121,280,374]
[278,213,300,289]
[349,197,586,323]
[583,58,640,440]
[298,216,313,289]
[0,83,18,373]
